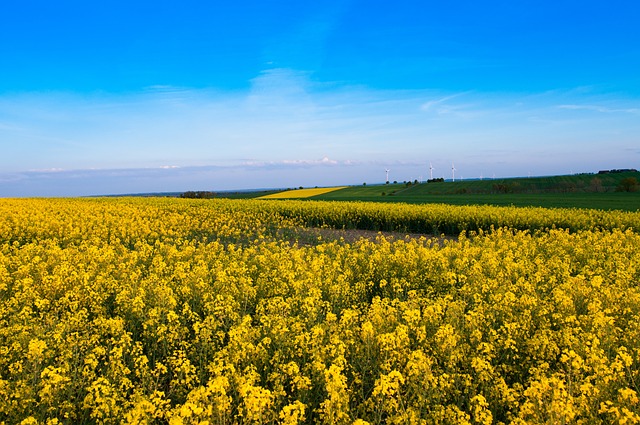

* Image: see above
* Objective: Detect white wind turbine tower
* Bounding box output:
[451,162,457,182]
[385,169,390,184]
[429,162,435,180]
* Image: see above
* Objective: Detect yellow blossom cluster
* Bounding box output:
[256,198,640,234]
[0,198,639,424]
[258,187,347,199]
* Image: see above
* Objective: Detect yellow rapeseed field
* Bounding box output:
[0,198,639,424]
[258,187,347,199]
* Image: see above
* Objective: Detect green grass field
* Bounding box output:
[213,171,640,211]
[313,190,639,210]
[309,172,640,211]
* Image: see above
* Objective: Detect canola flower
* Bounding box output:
[258,188,347,199]
[0,198,639,424]
[254,198,640,234]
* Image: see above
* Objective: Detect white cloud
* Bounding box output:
[28,168,66,173]
[282,157,340,166]
[1,71,639,196]
[557,104,640,114]
[420,92,470,113]
[242,157,349,169]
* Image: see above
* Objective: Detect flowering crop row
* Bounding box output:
[254,199,640,234]
[258,188,347,199]
[0,198,639,424]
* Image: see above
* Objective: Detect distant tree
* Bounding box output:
[616,177,639,192]
[180,191,215,199]
[363,182,367,186]
[558,181,577,193]
[589,177,604,192]
[493,183,523,194]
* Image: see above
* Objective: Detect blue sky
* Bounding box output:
[1,0,639,196]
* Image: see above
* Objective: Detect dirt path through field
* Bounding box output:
[279,226,455,246]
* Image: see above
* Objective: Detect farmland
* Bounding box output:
[313,188,640,211]
[1,198,639,424]
[230,171,640,211]
[258,187,347,199]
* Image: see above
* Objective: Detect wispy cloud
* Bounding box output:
[238,156,358,170]
[420,92,471,114]
[1,70,639,196]
[28,168,66,173]
[269,156,342,166]
[557,104,640,114]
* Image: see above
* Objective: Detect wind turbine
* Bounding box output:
[385,169,390,184]
[429,162,435,180]
[451,162,456,182]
